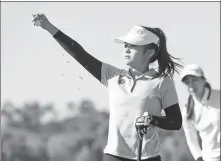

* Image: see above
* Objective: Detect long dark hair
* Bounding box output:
[141,26,183,78]
[186,81,211,120]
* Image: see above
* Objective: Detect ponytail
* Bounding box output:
[141,26,183,79]
[205,82,211,100]
[186,95,194,119]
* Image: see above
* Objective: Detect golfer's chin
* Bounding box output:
[124,59,133,65]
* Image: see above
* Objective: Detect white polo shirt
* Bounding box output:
[101,63,179,160]
[182,89,220,161]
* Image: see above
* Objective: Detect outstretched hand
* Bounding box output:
[32,13,59,36]
[32,13,51,30]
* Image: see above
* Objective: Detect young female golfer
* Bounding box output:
[32,13,182,161]
[181,64,220,161]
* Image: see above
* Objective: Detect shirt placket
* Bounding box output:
[130,75,145,93]
[130,77,136,93]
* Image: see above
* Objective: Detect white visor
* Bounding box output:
[114,25,160,46]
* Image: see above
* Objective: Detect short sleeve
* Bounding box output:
[101,63,121,87]
[160,76,179,109]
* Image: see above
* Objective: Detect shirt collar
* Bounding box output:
[121,66,157,79]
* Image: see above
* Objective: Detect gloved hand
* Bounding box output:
[135,112,153,140]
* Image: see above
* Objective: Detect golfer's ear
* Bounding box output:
[144,48,155,57]
[147,49,155,56]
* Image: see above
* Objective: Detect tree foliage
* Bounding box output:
[1,100,194,161]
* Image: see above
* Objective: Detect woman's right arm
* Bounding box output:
[52,30,102,81]
[182,112,203,161]
[34,14,102,81]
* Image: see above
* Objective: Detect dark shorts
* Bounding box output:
[102,154,161,161]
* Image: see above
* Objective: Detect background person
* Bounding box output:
[181,64,220,161]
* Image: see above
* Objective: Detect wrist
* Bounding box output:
[45,22,59,36]
[149,115,157,125]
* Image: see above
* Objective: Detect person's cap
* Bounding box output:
[114,25,160,46]
[181,64,205,81]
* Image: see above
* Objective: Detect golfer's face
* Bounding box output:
[183,75,206,96]
[122,43,145,66]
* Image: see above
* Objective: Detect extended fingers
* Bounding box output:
[32,13,45,22]
[136,125,148,139]
[140,126,148,134]
[32,14,38,22]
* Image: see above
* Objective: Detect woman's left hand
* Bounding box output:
[135,112,152,139]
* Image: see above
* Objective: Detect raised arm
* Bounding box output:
[52,30,102,80]
[32,14,102,81]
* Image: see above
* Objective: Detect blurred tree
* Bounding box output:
[2,101,56,130]
[67,102,76,110]
[1,101,22,128]
[75,146,97,161]
[1,101,56,161]
[19,102,55,130]
[46,132,95,161]
[160,129,194,161]
[1,127,48,161]
[46,99,109,161]
[1,99,198,161]
[78,99,97,116]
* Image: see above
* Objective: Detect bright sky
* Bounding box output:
[1,2,220,114]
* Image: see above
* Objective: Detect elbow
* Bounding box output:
[173,108,183,130]
[176,122,182,130]
[170,115,182,130]
[174,116,183,130]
